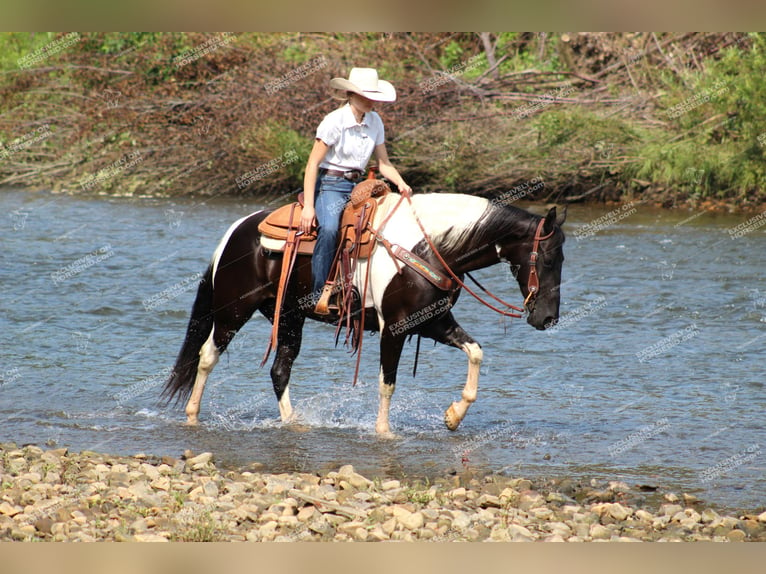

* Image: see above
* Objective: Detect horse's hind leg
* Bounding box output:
[185,329,220,425]
[269,310,305,423]
[421,312,482,431]
[185,299,264,425]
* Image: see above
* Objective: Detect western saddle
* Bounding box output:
[257,179,454,381]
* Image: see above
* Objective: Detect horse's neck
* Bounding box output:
[427,198,535,274]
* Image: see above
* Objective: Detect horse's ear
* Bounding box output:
[543,206,558,234]
[556,205,567,227]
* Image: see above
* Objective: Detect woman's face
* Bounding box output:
[349,93,375,114]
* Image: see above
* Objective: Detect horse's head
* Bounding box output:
[502,206,566,330]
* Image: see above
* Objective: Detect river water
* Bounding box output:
[1,188,764,512]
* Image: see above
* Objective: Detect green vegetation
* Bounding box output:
[0,32,763,208]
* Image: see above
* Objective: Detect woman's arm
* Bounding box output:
[374,143,412,195]
[300,138,329,233]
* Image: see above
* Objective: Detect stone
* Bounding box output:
[297,506,316,522]
[726,529,747,542]
[546,492,574,505]
[517,491,545,510]
[635,509,654,522]
[508,524,535,541]
[202,481,219,497]
[381,517,397,536]
[490,525,511,541]
[398,510,424,531]
[757,511,766,523]
[740,520,762,538]
[701,508,721,523]
[134,533,169,542]
[509,479,533,491]
[187,452,213,467]
[477,494,502,508]
[381,480,400,491]
[451,510,471,530]
[0,502,22,517]
[608,503,632,522]
[590,524,612,540]
[660,503,684,517]
[34,517,55,535]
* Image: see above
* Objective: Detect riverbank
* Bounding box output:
[1,33,764,209]
[1,443,764,542]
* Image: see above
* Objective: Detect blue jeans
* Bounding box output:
[312,175,354,294]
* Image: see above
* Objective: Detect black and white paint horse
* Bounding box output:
[162,192,566,436]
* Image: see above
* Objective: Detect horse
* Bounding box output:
[161,190,566,436]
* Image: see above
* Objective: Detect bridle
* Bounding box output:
[523,217,556,308]
[400,193,555,318]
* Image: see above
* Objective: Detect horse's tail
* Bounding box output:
[161,263,215,405]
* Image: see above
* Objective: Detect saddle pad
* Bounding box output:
[261,234,316,255]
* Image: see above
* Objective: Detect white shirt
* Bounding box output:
[316,103,385,171]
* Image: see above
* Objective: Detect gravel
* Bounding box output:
[0,443,763,542]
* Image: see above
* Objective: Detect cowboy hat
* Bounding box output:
[329,68,396,102]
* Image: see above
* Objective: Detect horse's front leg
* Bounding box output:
[422,313,482,431]
[270,311,305,423]
[375,326,407,437]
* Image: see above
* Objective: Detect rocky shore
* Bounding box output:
[1,443,764,542]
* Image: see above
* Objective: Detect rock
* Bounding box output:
[590,524,612,540]
[477,494,502,508]
[740,520,762,538]
[451,510,471,530]
[202,481,219,497]
[635,509,654,522]
[664,493,679,502]
[607,503,632,522]
[308,517,333,536]
[757,511,766,523]
[683,493,700,505]
[607,481,630,492]
[133,533,169,542]
[660,503,684,517]
[258,521,279,541]
[130,518,149,533]
[187,452,213,467]
[397,510,424,531]
[517,490,545,510]
[726,529,747,542]
[490,525,511,541]
[509,479,533,491]
[381,480,401,491]
[0,502,22,517]
[546,492,574,505]
[34,518,55,535]
[701,508,721,523]
[297,506,316,522]
[508,524,535,541]
[448,487,467,499]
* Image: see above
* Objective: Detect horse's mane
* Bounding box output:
[418,195,538,260]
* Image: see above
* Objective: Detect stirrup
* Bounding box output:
[314,282,337,315]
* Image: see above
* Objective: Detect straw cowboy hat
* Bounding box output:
[329,68,397,102]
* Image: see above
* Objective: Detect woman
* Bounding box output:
[300,67,411,313]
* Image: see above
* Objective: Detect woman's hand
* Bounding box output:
[375,143,412,196]
[299,205,315,234]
